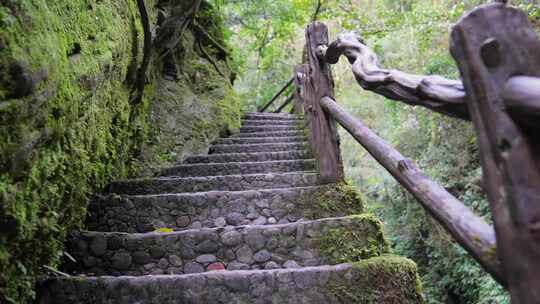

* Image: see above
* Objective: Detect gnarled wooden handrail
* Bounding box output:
[324,32,470,120]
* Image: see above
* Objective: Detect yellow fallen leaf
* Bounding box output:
[154,228,174,233]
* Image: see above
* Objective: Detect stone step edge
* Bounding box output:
[45,263,353,281]
[38,256,422,304]
[106,185,323,200]
[210,142,309,150]
[215,136,307,142]
[117,171,317,184]
[242,119,302,124]
[231,131,306,137]
[181,150,313,163]
[159,159,316,175]
[211,142,308,147]
[244,112,298,117]
[77,216,356,238]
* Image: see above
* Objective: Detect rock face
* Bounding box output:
[0,0,241,301]
[37,113,423,303]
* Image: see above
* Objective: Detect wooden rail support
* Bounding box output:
[451,3,540,302]
[258,77,294,112]
[304,22,344,183]
[273,94,294,113]
[320,96,504,284]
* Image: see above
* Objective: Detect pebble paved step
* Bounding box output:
[106,172,318,195]
[210,142,309,154]
[38,256,424,304]
[159,159,316,177]
[239,125,302,133]
[183,150,312,164]
[64,216,386,276]
[231,130,305,138]
[244,112,300,120]
[242,119,302,126]
[87,186,321,233]
[214,136,306,145]
[39,257,422,304]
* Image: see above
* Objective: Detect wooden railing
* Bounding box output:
[260,2,540,303]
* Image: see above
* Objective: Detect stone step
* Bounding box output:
[210,143,309,154]
[106,172,319,195]
[239,125,302,134]
[214,136,307,145]
[242,119,302,126]
[39,257,422,304]
[87,186,322,233]
[183,150,312,164]
[62,216,388,277]
[231,130,305,138]
[160,159,316,178]
[244,112,300,121]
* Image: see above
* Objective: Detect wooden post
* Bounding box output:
[304,22,344,183]
[451,3,540,302]
[292,65,308,115]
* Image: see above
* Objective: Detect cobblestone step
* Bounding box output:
[244,112,300,121]
[183,150,312,164]
[63,216,388,276]
[214,136,307,145]
[242,119,302,126]
[87,186,322,233]
[160,159,316,178]
[106,172,319,195]
[239,125,302,133]
[210,142,309,154]
[231,130,305,138]
[39,257,422,304]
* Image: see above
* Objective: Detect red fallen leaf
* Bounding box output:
[207,262,226,271]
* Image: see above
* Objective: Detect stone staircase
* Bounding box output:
[38,112,423,303]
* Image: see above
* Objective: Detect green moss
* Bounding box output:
[328,255,424,303]
[319,215,390,264]
[0,1,239,302]
[299,182,365,219]
[298,183,364,219]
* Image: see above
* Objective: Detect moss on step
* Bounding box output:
[329,255,424,303]
[299,182,365,219]
[304,183,422,302]
[319,215,390,264]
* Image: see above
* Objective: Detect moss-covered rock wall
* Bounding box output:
[0,0,241,302]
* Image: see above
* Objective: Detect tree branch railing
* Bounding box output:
[294,2,540,303]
